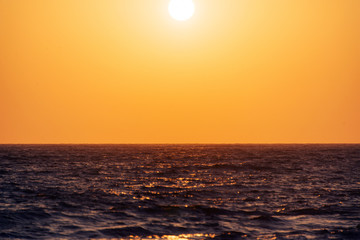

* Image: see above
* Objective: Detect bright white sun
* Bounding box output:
[168,0,195,21]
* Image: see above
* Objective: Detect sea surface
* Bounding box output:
[0,144,359,239]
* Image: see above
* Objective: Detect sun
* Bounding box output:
[168,0,195,21]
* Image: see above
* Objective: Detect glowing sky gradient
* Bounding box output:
[1,0,359,143]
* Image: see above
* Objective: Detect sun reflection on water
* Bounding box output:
[98,233,217,240]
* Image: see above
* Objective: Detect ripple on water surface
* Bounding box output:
[0,144,359,239]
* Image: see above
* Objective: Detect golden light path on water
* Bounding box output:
[98,233,217,240]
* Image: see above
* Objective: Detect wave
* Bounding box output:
[1,144,359,239]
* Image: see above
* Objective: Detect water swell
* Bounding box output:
[0,144,359,239]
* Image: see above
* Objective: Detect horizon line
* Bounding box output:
[0,142,359,145]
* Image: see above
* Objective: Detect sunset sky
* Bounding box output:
[1,0,359,143]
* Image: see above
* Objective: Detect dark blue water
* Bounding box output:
[0,144,359,239]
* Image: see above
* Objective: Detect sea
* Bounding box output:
[0,144,359,239]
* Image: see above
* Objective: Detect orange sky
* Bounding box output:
[1,0,359,143]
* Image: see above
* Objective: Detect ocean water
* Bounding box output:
[0,144,359,240]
